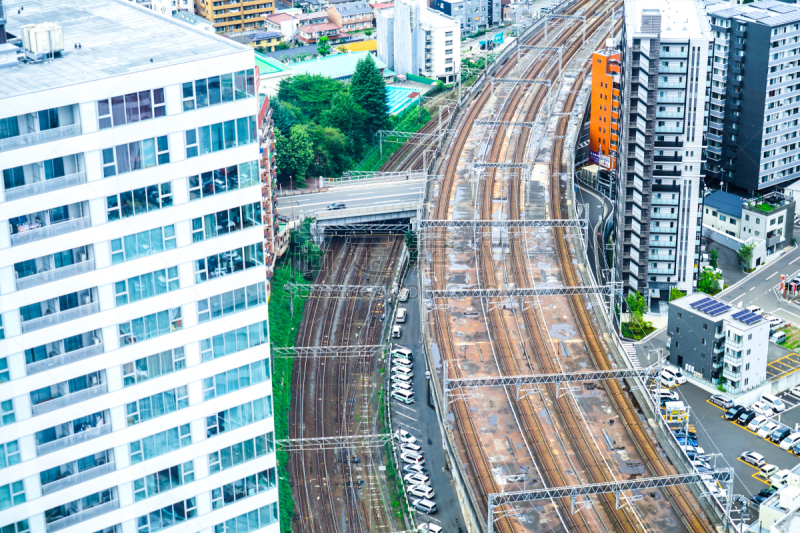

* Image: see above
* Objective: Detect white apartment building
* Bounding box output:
[0,2,278,533]
[129,0,195,17]
[615,0,710,309]
[377,0,461,83]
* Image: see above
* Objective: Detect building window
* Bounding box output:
[185,116,256,158]
[107,183,173,221]
[115,268,180,306]
[118,307,183,345]
[210,502,279,532]
[0,358,7,383]
[1,521,28,533]
[130,425,192,465]
[126,386,189,426]
[110,225,177,264]
[136,498,197,533]
[188,161,260,200]
[675,341,679,348]
[194,245,264,283]
[133,461,194,501]
[205,396,274,438]
[102,136,169,177]
[677,312,682,319]
[748,334,752,340]
[701,352,706,360]
[0,400,14,426]
[197,282,267,324]
[208,433,276,474]
[211,468,277,509]
[0,481,26,511]
[123,347,186,386]
[746,363,750,371]
[202,358,271,401]
[0,441,20,469]
[191,203,262,243]
[46,488,115,526]
[702,338,706,345]
[703,323,708,330]
[98,88,166,129]
[200,321,269,363]
[676,327,680,333]
[182,70,254,111]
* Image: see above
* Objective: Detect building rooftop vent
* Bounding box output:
[22,22,64,62]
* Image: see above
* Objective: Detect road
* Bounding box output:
[276,182,424,219]
[388,268,466,531]
[576,185,612,282]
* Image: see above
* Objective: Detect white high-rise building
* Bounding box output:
[614,0,710,307]
[0,1,278,533]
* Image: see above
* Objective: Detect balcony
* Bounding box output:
[32,382,108,417]
[713,344,725,354]
[649,239,675,247]
[723,368,742,380]
[654,155,682,163]
[651,212,678,219]
[41,461,115,496]
[648,254,675,260]
[650,226,677,233]
[655,126,684,133]
[0,124,82,153]
[661,50,689,58]
[5,171,88,201]
[21,300,99,334]
[727,338,743,348]
[767,234,785,248]
[27,341,104,376]
[653,169,681,176]
[46,499,120,533]
[658,81,686,89]
[16,259,95,291]
[37,423,112,456]
[648,267,675,274]
[715,330,726,339]
[659,66,687,73]
[10,215,90,246]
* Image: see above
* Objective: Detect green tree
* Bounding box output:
[349,54,390,138]
[624,291,652,338]
[364,29,372,36]
[275,125,314,187]
[669,288,686,301]
[278,74,345,122]
[738,242,756,269]
[275,41,291,50]
[320,92,368,156]
[303,123,351,177]
[272,99,300,136]
[709,248,719,269]
[698,267,723,295]
[317,35,332,56]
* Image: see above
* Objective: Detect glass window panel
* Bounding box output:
[147,185,160,211]
[139,90,153,121]
[111,96,126,126]
[120,191,134,218]
[199,126,211,155]
[211,122,223,152]
[196,79,208,108]
[133,187,147,215]
[222,74,234,102]
[237,117,249,145]
[125,93,140,123]
[214,169,227,194]
[224,120,236,149]
[235,71,247,99]
[115,144,130,174]
[208,76,221,105]
[150,227,164,254]
[202,172,214,196]
[129,142,142,171]
[142,138,157,168]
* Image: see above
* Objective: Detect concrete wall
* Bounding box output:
[377,8,394,69]
[702,225,766,270]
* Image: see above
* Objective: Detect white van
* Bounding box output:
[401,453,425,465]
[762,393,787,413]
[396,308,407,323]
[392,325,402,338]
[392,346,413,361]
[399,288,410,302]
[392,381,413,391]
[391,365,413,376]
[771,469,791,489]
[392,389,415,404]
[771,331,787,344]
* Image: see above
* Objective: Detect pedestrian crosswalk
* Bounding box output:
[622,343,641,369]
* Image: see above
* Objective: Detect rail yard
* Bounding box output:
[287,0,727,531]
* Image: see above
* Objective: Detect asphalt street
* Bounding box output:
[388,268,466,531]
[576,185,612,283]
[276,182,424,219]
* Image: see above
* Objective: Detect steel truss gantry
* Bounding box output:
[442,361,662,406]
[486,470,734,533]
[475,120,537,128]
[315,223,412,234]
[277,433,392,451]
[271,345,386,358]
[490,77,551,105]
[517,45,563,78]
[377,129,454,157]
[286,283,387,317]
[544,14,586,46]
[418,219,585,228]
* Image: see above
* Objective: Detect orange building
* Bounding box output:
[590,44,621,171]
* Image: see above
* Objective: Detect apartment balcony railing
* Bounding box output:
[715,331,726,339]
[21,301,100,334]
[649,239,676,247]
[658,66,687,74]
[37,423,112,456]
[0,124,82,152]
[40,461,116,496]
[655,126,684,133]
[651,212,678,219]
[651,197,680,205]
[10,216,90,246]
[649,226,677,233]
[32,383,109,417]
[46,499,120,533]
[657,81,686,89]
[657,96,684,103]
[648,268,675,274]
[661,50,689,58]
[16,259,95,291]
[648,254,675,261]
[5,172,88,202]
[26,341,104,375]
[713,344,725,354]
[723,368,742,380]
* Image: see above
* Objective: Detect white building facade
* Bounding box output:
[615,0,710,307]
[0,2,278,533]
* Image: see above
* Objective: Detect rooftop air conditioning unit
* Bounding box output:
[22,22,64,57]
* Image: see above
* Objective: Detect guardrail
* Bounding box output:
[310,200,421,221]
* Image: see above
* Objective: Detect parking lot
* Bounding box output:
[767,351,800,381]
[387,269,465,531]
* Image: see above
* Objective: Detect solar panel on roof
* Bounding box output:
[731,310,749,320]
[691,297,714,309]
[769,5,794,13]
[708,304,731,316]
[698,300,721,312]
[705,302,725,313]
[744,11,770,19]
[744,314,763,325]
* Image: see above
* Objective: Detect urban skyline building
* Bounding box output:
[589,42,622,171]
[0,2,278,533]
[614,0,710,308]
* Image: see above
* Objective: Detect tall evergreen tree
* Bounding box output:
[275,125,314,187]
[349,55,390,138]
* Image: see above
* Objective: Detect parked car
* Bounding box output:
[751,401,775,418]
[703,482,728,502]
[660,375,677,388]
[392,325,402,338]
[793,442,800,456]
[663,367,687,384]
[738,409,756,426]
[780,432,800,450]
[404,473,430,486]
[759,464,780,480]
[403,464,428,476]
[327,202,346,210]
[724,405,747,421]
[392,389,415,404]
[401,453,425,466]
[710,394,735,409]
[763,314,785,329]
[395,429,417,444]
[681,445,706,460]
[751,493,770,506]
[417,524,443,533]
[762,393,787,413]
[398,288,410,302]
[748,415,768,431]
[758,421,780,439]
[691,460,711,472]
[747,305,764,316]
[654,389,679,402]
[408,484,436,499]
[391,373,412,383]
[401,442,423,454]
[396,308,407,323]
[771,426,793,444]
[790,385,800,399]
[392,381,413,392]
[771,469,792,489]
[740,451,766,467]
[676,436,699,448]
[411,498,437,514]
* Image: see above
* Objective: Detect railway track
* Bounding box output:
[290,235,402,533]
[426,0,718,532]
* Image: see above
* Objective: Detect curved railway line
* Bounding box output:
[426,0,718,531]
